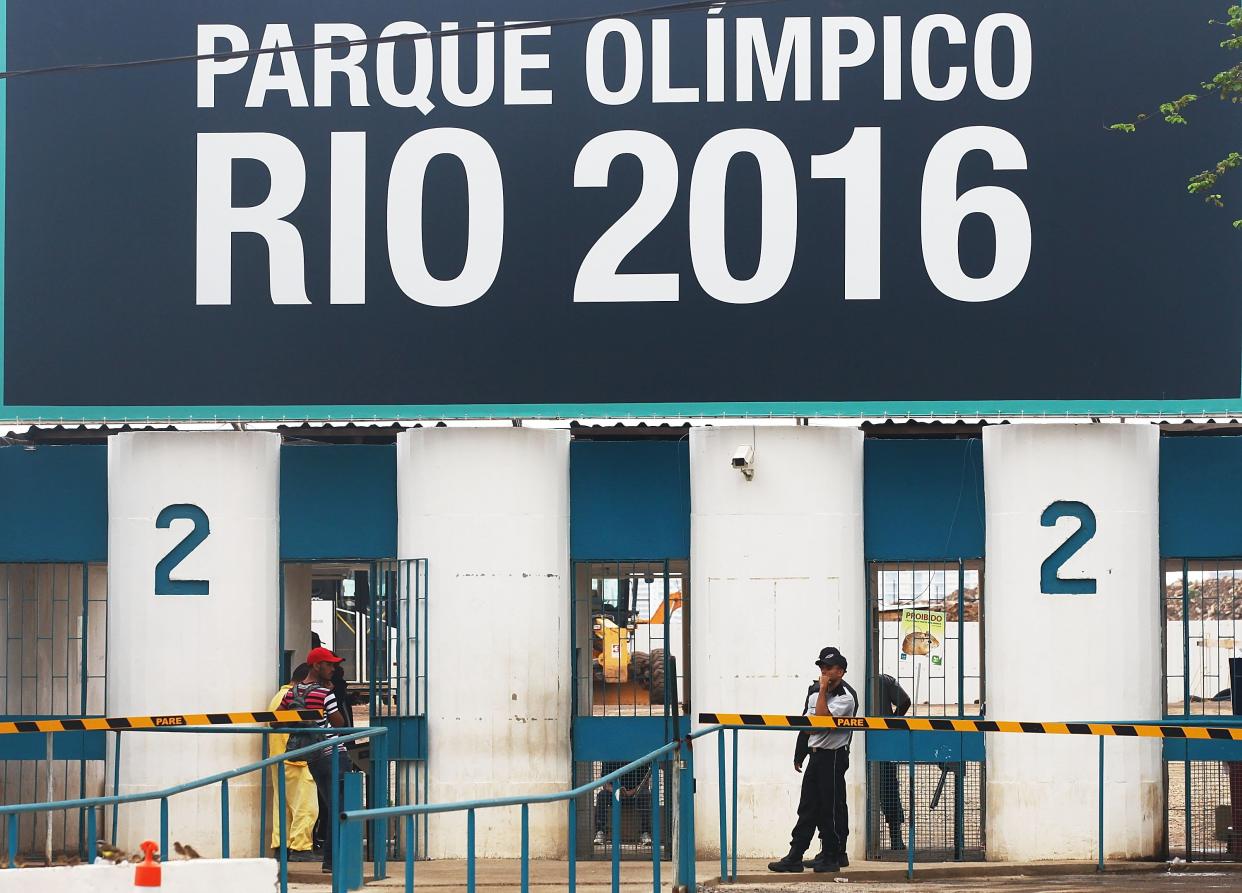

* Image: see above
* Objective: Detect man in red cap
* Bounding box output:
[280,646,348,873]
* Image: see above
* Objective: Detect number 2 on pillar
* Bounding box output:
[1039,500,1097,595]
[154,504,211,596]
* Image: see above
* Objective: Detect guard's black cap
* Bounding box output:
[815,646,848,670]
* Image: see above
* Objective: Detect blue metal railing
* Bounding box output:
[340,738,686,893]
[0,726,383,893]
[29,712,1231,891]
[698,720,986,881]
[696,717,1242,883]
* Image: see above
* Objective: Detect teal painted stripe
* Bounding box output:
[4,398,1242,423]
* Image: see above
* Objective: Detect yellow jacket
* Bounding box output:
[268,685,308,766]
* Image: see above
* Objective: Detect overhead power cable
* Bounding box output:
[0,0,790,81]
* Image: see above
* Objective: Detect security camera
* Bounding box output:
[731,445,755,480]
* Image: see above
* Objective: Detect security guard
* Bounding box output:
[768,646,858,874]
[875,673,912,849]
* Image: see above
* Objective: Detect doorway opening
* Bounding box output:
[280,558,429,860]
[866,559,986,862]
[570,559,688,861]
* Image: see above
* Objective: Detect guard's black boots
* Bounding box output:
[836,851,849,868]
[767,848,805,872]
[889,825,906,850]
[801,848,826,869]
[813,855,841,873]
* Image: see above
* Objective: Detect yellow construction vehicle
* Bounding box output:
[592,590,684,687]
[592,613,630,684]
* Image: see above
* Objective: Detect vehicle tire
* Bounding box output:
[629,651,650,688]
[649,649,670,704]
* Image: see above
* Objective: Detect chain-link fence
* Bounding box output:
[867,760,985,861]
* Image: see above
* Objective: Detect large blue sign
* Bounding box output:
[2,1,1237,420]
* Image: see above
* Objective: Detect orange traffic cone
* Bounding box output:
[133,841,160,887]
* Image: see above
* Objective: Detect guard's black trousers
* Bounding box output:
[877,761,905,828]
[789,747,850,856]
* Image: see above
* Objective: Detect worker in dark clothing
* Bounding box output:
[768,646,859,874]
[875,674,912,849]
[592,761,653,847]
[330,664,355,729]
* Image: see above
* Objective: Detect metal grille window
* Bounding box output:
[572,561,688,719]
[870,561,983,717]
[1164,558,1242,861]
[1164,559,1241,718]
[0,563,107,862]
[866,559,985,862]
[572,761,671,861]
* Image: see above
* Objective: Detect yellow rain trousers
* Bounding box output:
[268,685,320,852]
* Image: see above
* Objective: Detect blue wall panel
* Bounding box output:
[864,439,985,561]
[570,441,690,559]
[0,446,107,561]
[280,444,397,560]
[1160,436,1242,558]
[573,716,691,762]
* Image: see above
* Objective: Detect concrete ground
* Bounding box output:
[285,858,1242,892]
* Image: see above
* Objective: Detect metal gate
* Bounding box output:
[570,560,688,861]
[0,562,107,862]
[866,559,986,861]
[1163,558,1242,860]
[368,559,429,861]
[279,558,428,860]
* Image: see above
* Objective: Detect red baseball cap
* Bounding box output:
[306,647,344,665]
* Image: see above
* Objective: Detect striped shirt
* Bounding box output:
[279,682,343,756]
[805,682,858,751]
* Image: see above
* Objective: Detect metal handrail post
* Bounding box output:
[906,730,915,881]
[520,803,530,893]
[731,728,738,882]
[717,729,727,882]
[568,796,577,893]
[374,731,389,880]
[331,751,342,893]
[110,732,121,846]
[259,735,270,855]
[220,779,230,858]
[954,741,965,860]
[467,807,476,893]
[651,764,661,893]
[611,782,621,893]
[278,761,288,892]
[677,740,697,892]
[86,808,97,864]
[1097,736,1104,872]
[159,797,168,864]
[404,815,415,893]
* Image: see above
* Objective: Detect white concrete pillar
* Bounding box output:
[690,426,866,860]
[107,432,280,855]
[397,427,570,858]
[984,423,1162,860]
[282,563,313,672]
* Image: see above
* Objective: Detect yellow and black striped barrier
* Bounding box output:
[698,713,1242,740]
[0,710,322,735]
